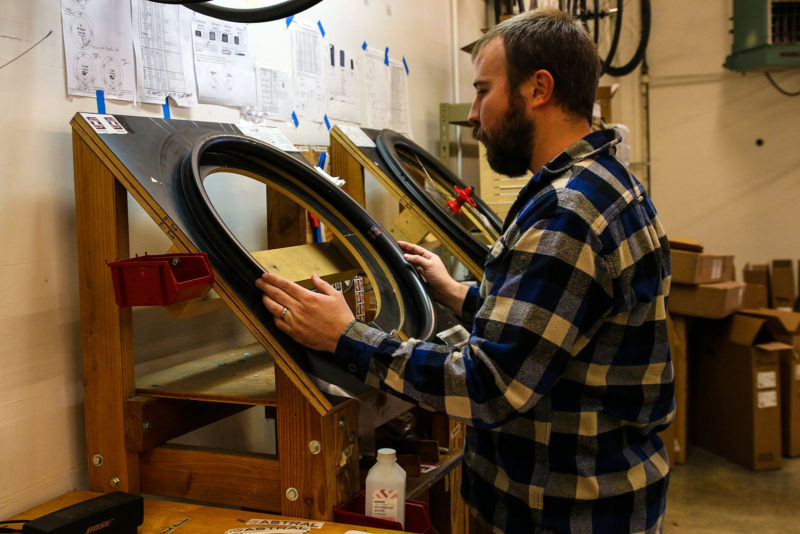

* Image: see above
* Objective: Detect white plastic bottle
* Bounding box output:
[365,448,407,528]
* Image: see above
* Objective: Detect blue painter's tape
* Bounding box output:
[291,110,299,127]
[96,90,105,114]
[323,114,331,130]
[362,41,367,50]
[162,96,171,119]
[402,56,409,75]
[317,20,325,37]
[317,152,326,169]
[384,46,389,66]
[286,15,294,27]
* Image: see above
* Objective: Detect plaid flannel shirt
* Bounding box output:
[335,129,674,533]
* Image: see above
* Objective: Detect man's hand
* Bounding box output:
[397,241,469,317]
[255,272,355,353]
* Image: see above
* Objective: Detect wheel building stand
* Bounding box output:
[70,112,465,532]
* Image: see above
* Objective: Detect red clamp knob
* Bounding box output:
[446,185,477,215]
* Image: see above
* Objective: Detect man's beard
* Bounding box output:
[472,93,534,177]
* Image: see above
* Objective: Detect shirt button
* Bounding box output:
[347,363,357,373]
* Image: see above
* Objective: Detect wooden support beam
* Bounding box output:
[124,396,250,453]
[72,132,140,494]
[140,444,282,512]
[387,208,430,244]
[267,186,307,249]
[329,134,366,207]
[276,368,360,519]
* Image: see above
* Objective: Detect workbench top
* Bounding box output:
[5,490,407,534]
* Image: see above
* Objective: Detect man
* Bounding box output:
[256,8,673,533]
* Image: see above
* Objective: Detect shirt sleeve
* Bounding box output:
[460,284,483,326]
[333,210,615,429]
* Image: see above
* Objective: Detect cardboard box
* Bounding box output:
[669,314,688,464]
[669,237,703,253]
[743,263,770,308]
[595,84,619,123]
[658,313,688,468]
[744,263,770,287]
[743,283,769,309]
[671,249,734,284]
[668,281,745,319]
[771,259,796,310]
[692,314,789,470]
[738,308,800,457]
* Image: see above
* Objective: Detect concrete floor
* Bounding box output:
[664,447,800,533]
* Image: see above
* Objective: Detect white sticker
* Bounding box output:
[337,124,376,147]
[758,390,778,408]
[757,371,777,390]
[237,122,297,152]
[711,258,723,280]
[370,488,399,521]
[247,519,323,529]
[225,529,306,534]
[82,113,128,134]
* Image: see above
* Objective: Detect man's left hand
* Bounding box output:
[255,272,355,353]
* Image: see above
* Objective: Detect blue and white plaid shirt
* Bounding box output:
[335,129,674,533]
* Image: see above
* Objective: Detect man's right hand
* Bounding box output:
[397,241,469,317]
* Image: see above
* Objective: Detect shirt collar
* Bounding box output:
[501,128,621,230]
[540,128,621,177]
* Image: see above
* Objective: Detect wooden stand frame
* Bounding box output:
[71,113,467,530]
[71,117,359,518]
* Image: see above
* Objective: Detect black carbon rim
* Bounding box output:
[375,129,502,268]
[180,133,434,341]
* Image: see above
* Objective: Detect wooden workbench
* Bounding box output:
[6,491,407,534]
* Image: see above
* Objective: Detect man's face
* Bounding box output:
[469,38,535,177]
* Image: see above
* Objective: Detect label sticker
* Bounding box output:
[237,122,297,152]
[420,464,439,474]
[711,258,723,280]
[225,528,307,534]
[337,124,375,147]
[370,488,399,521]
[247,520,323,529]
[757,371,777,390]
[82,112,128,134]
[758,390,778,408]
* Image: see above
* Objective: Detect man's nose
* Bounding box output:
[468,99,480,126]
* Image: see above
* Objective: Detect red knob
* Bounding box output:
[446,185,476,214]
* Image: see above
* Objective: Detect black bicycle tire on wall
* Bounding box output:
[146,0,323,23]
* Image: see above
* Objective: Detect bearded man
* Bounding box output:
[256,8,674,533]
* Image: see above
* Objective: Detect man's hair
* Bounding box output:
[472,8,601,123]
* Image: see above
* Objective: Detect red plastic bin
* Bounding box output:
[107,253,213,307]
[333,491,432,533]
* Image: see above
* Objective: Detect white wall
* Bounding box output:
[0,0,456,517]
[648,0,800,269]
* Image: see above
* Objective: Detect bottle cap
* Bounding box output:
[377,448,397,461]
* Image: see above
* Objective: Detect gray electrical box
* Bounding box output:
[725,0,800,71]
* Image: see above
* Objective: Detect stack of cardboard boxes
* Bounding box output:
[660,238,743,468]
[668,238,744,319]
[690,258,800,470]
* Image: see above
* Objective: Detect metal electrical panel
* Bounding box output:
[725,0,800,71]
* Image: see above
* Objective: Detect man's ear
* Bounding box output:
[520,69,555,108]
